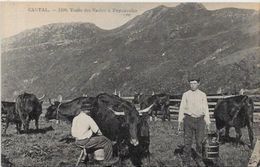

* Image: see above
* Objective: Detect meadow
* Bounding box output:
[2,112,259,167]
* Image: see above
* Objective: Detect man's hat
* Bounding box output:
[81,103,93,111]
[188,76,200,83]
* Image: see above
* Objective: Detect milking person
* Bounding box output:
[71,105,119,165]
[178,77,211,167]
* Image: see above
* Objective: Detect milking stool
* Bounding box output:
[76,146,105,167]
[76,146,87,167]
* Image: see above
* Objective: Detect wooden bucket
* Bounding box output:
[202,132,219,160]
[94,149,105,161]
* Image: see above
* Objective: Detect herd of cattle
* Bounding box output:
[1,92,256,165]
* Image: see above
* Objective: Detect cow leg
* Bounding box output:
[151,111,155,121]
[22,115,30,133]
[25,117,30,132]
[16,122,22,134]
[224,126,230,141]
[217,128,224,143]
[234,128,242,147]
[161,106,165,122]
[35,118,39,130]
[3,120,9,134]
[247,121,254,149]
[167,108,171,121]
[162,111,166,122]
[155,110,158,121]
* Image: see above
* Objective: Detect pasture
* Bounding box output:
[2,109,260,167]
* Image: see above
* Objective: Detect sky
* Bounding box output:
[0,2,259,38]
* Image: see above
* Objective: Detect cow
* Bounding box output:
[15,93,45,133]
[93,93,151,166]
[132,92,171,121]
[1,101,22,134]
[45,96,97,123]
[213,95,254,148]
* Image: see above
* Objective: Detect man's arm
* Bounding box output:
[89,116,102,135]
[203,94,211,126]
[178,93,187,123]
[71,118,79,138]
[178,93,187,131]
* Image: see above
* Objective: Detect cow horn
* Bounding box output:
[108,107,125,116]
[113,111,125,116]
[38,94,45,100]
[58,95,62,102]
[138,104,154,113]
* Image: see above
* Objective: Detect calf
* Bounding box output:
[1,101,22,134]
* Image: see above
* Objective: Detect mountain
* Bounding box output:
[1,3,260,99]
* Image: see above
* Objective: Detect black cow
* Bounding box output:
[214,95,254,148]
[1,101,22,134]
[45,96,96,123]
[93,93,150,166]
[15,93,44,133]
[133,93,171,121]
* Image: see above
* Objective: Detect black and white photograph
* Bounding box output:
[1,1,260,167]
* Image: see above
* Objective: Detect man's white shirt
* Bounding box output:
[71,112,102,140]
[178,89,211,125]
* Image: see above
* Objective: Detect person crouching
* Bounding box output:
[71,107,119,165]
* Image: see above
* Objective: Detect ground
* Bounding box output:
[2,115,260,167]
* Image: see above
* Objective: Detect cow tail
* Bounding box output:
[250,98,254,123]
[246,97,254,123]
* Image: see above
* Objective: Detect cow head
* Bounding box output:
[45,99,60,121]
[45,97,97,122]
[117,102,140,146]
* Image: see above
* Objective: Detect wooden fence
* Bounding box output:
[42,94,260,122]
[121,94,260,122]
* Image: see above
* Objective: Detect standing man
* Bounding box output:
[71,107,118,165]
[178,78,211,166]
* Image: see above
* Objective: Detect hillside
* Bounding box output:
[1,3,260,99]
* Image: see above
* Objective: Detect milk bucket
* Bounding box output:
[202,132,219,160]
[94,149,105,161]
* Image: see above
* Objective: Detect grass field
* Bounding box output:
[2,114,260,167]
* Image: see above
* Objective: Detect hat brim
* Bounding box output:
[188,79,200,83]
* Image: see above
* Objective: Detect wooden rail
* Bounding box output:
[121,94,260,122]
[42,94,260,122]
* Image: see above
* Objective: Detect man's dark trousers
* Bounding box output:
[75,135,113,161]
[183,114,205,166]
